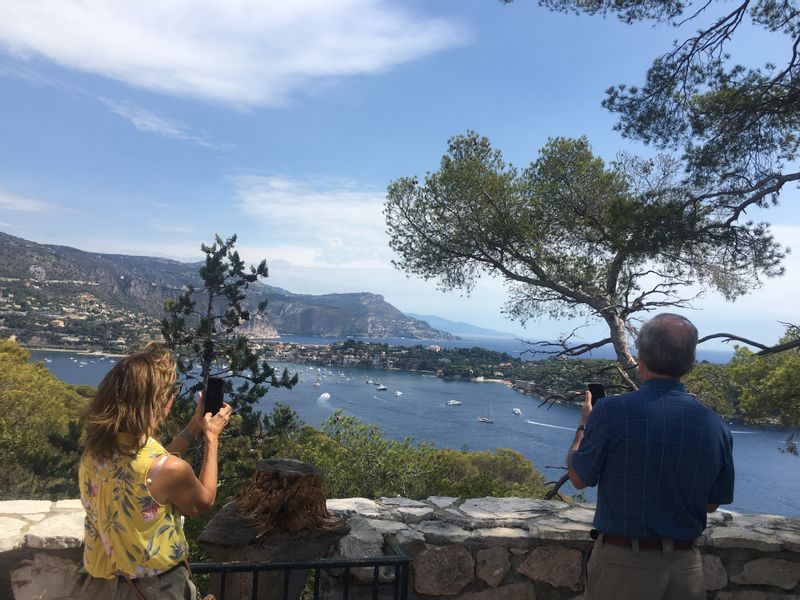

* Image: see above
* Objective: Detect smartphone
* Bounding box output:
[205,377,225,415]
[587,382,605,406]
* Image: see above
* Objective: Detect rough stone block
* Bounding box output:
[392,527,427,557]
[365,518,407,536]
[25,512,85,549]
[702,554,728,591]
[730,557,800,590]
[0,500,52,515]
[460,497,564,521]
[0,516,27,551]
[709,526,783,552]
[379,497,427,508]
[327,498,383,518]
[529,517,593,542]
[412,520,473,545]
[517,545,583,591]
[473,527,532,547]
[11,553,82,600]
[413,543,474,596]
[338,517,384,559]
[459,581,536,600]
[396,507,433,524]
[427,496,458,509]
[476,546,510,587]
[53,500,83,511]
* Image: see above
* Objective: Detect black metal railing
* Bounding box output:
[189,541,409,600]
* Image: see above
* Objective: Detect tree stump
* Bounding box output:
[198,459,348,600]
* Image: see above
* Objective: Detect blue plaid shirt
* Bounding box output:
[571,378,734,540]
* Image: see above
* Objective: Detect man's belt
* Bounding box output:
[602,533,695,551]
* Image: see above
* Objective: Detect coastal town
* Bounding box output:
[0,280,162,353]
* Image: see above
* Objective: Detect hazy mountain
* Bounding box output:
[0,232,454,344]
[406,313,519,338]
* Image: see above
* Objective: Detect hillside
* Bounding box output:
[0,232,454,352]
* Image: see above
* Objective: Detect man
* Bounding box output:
[567,313,734,600]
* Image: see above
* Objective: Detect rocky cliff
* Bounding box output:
[0,232,454,342]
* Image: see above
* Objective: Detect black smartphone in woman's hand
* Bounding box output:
[205,377,225,415]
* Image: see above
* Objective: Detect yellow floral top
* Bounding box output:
[79,434,189,579]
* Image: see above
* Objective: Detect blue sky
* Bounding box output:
[0,0,797,347]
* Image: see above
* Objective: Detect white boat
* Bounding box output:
[366,380,373,384]
[512,408,522,415]
[394,391,403,396]
[478,399,495,423]
[313,382,321,387]
[446,400,462,406]
[376,384,388,391]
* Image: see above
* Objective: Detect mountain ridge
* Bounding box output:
[0,232,455,350]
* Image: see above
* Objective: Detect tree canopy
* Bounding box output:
[0,340,88,499]
[385,132,783,380]
[530,0,800,251]
[161,234,297,419]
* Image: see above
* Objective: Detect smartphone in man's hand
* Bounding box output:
[205,377,225,415]
[587,382,605,406]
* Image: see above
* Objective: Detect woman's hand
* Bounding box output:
[186,391,206,436]
[202,402,232,443]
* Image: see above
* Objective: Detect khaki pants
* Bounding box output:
[586,535,704,600]
[81,564,196,600]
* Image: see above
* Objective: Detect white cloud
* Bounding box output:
[0,1,467,107]
[234,175,392,268]
[99,98,218,148]
[0,189,59,212]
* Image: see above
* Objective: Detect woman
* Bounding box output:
[79,343,232,599]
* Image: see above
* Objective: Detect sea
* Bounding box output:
[32,341,799,519]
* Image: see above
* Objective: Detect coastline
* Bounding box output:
[24,345,126,358]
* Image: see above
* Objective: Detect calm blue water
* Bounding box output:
[34,350,797,517]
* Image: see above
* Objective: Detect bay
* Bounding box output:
[34,349,798,517]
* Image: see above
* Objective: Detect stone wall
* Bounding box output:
[2,497,799,599]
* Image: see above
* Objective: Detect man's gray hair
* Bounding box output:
[636,313,698,377]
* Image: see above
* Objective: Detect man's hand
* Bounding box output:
[580,389,593,425]
[566,390,593,490]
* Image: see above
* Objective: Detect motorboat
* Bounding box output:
[446,400,462,406]
[477,416,494,424]
[395,391,403,396]
[512,408,522,415]
[376,384,388,391]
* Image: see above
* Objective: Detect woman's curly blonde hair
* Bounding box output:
[83,342,176,459]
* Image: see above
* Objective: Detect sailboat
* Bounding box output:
[477,398,495,424]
